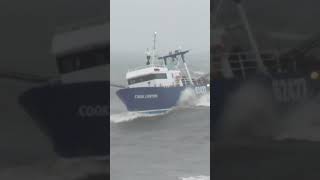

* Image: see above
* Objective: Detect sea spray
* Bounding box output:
[196,93,210,107]
[110,111,168,123]
[177,88,198,107]
[276,97,320,141]
[216,80,320,141]
[218,81,320,142]
[219,82,281,139]
[178,88,210,107]
[179,175,210,180]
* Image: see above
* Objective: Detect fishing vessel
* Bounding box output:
[18,19,109,158]
[116,32,210,114]
[212,0,320,133]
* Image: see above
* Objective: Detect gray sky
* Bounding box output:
[111,0,210,54]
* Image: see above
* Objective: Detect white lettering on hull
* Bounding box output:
[272,78,307,103]
[195,86,207,95]
[134,94,158,99]
[78,105,108,117]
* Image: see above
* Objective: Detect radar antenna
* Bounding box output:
[151,32,157,65]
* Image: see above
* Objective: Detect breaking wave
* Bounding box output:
[196,93,210,107]
[177,88,210,108]
[179,175,210,180]
[219,82,282,139]
[110,111,168,123]
[275,99,320,141]
[178,88,198,106]
[218,81,320,142]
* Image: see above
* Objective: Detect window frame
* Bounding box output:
[56,44,108,74]
[128,73,167,85]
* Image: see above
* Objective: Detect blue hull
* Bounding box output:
[18,81,109,158]
[116,86,209,112]
[211,73,320,137]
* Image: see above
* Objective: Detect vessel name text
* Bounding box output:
[272,78,307,103]
[195,86,207,95]
[134,94,158,99]
[78,105,108,117]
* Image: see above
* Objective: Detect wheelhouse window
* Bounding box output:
[128,73,167,85]
[57,44,108,74]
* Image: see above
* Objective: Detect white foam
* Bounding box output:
[110,111,168,123]
[179,175,210,180]
[219,81,320,141]
[275,98,320,141]
[220,82,280,138]
[178,88,198,107]
[178,88,210,108]
[196,93,210,107]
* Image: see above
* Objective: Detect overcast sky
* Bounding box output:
[111,0,210,54]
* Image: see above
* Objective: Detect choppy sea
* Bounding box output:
[110,52,210,180]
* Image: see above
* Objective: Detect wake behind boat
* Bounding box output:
[116,32,210,114]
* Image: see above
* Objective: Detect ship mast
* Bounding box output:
[152,32,157,65]
[234,0,269,76]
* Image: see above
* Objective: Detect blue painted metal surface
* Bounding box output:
[19,81,109,158]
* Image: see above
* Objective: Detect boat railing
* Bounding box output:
[127,64,167,72]
[212,50,280,79]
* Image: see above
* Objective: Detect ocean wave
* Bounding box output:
[179,175,210,180]
[275,99,320,141]
[178,88,210,108]
[196,93,210,107]
[219,82,282,138]
[219,82,320,142]
[110,111,168,123]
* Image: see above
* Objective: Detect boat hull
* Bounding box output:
[18,81,109,158]
[116,86,209,113]
[211,73,320,138]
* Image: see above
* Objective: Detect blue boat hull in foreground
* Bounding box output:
[211,73,320,137]
[18,81,109,158]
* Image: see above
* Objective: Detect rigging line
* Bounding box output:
[212,0,224,28]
